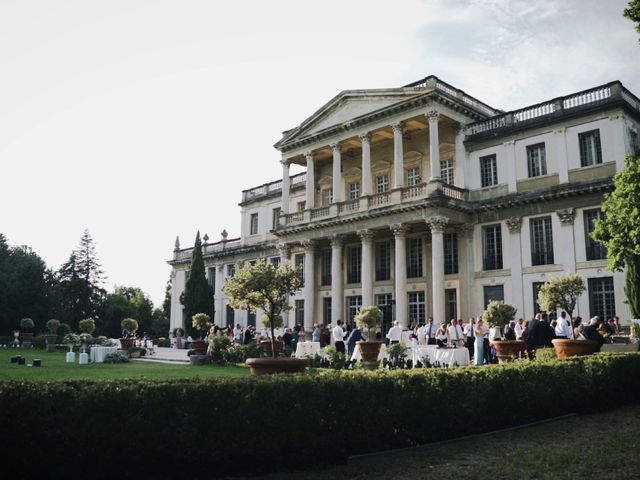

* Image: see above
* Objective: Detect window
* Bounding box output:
[444,233,458,275]
[532,281,545,315]
[483,285,504,309]
[482,225,503,270]
[376,241,391,281]
[588,277,615,321]
[584,209,607,261]
[527,143,547,178]
[630,129,639,154]
[323,297,332,325]
[408,291,426,324]
[207,267,216,290]
[445,289,457,322]
[579,129,602,167]
[294,253,304,281]
[407,238,423,278]
[272,207,281,229]
[250,213,258,235]
[321,250,332,286]
[347,245,362,284]
[530,217,554,266]
[270,257,281,268]
[297,201,306,212]
[376,175,389,193]
[322,188,333,206]
[295,299,304,325]
[348,182,360,200]
[376,294,393,333]
[247,311,256,327]
[226,264,236,277]
[225,304,235,327]
[407,167,421,187]
[440,159,454,185]
[346,296,362,326]
[480,154,498,187]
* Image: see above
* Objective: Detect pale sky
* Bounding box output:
[1,0,638,306]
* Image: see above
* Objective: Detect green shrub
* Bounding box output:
[46,319,60,335]
[19,318,35,331]
[0,353,638,479]
[102,351,130,364]
[535,347,557,362]
[210,336,232,365]
[156,337,171,347]
[32,335,47,349]
[78,318,96,334]
[57,323,71,336]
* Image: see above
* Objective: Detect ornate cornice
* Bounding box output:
[302,239,316,252]
[277,242,291,258]
[390,223,410,237]
[426,109,440,121]
[505,216,522,232]
[557,208,575,225]
[426,215,449,233]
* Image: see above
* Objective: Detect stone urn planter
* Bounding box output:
[45,335,58,353]
[552,339,598,359]
[260,340,284,358]
[191,339,208,355]
[119,338,134,351]
[357,341,382,361]
[20,332,34,349]
[245,357,309,375]
[491,340,526,363]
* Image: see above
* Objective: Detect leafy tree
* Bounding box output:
[150,308,170,337]
[537,273,586,318]
[591,153,640,318]
[162,276,172,321]
[223,259,303,358]
[192,313,212,339]
[182,232,214,335]
[624,0,640,36]
[99,286,154,337]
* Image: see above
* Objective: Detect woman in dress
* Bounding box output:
[474,319,487,366]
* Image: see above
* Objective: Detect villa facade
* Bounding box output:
[168,75,640,333]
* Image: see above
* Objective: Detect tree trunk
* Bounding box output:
[626,256,640,319]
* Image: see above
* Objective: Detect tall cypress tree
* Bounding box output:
[182,231,214,334]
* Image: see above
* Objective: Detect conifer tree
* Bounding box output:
[181,231,214,334]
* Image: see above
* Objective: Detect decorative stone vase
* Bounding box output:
[491,340,526,363]
[20,332,34,349]
[191,339,208,355]
[260,340,284,358]
[45,335,58,353]
[357,341,383,362]
[245,357,309,375]
[119,338,134,351]
[551,339,598,359]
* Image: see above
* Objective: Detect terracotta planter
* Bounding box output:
[45,335,58,353]
[552,339,599,359]
[357,341,383,362]
[191,339,208,355]
[246,357,309,375]
[119,338,134,350]
[130,349,142,358]
[491,340,526,363]
[260,340,284,358]
[20,333,34,349]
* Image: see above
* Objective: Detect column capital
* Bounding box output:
[329,234,344,248]
[556,208,575,225]
[459,223,475,236]
[280,157,292,166]
[390,223,410,238]
[357,229,374,241]
[304,151,314,160]
[426,109,440,121]
[302,239,316,252]
[391,122,404,134]
[216,264,224,272]
[330,142,341,152]
[426,215,449,234]
[358,132,371,143]
[505,216,522,232]
[277,242,291,257]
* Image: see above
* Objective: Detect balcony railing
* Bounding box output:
[338,199,359,213]
[368,192,390,207]
[402,182,426,200]
[242,172,306,202]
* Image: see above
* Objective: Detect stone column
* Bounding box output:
[427,110,441,180]
[557,208,576,274]
[506,217,524,317]
[454,126,465,187]
[281,159,290,214]
[170,269,185,331]
[303,240,316,332]
[305,151,315,208]
[277,243,292,325]
[360,133,372,196]
[330,235,344,325]
[554,128,569,184]
[391,224,409,327]
[331,142,342,203]
[359,229,374,307]
[504,140,517,193]
[392,122,404,189]
[427,216,448,323]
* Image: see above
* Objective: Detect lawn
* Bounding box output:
[0,348,249,380]
[253,403,640,480]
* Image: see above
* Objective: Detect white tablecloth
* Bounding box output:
[409,345,470,367]
[351,344,388,362]
[90,346,118,363]
[295,341,322,358]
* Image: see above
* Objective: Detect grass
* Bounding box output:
[252,403,640,480]
[0,348,249,380]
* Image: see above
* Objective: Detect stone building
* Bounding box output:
[168,75,640,333]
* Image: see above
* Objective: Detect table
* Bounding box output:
[295,341,322,358]
[90,346,118,363]
[409,345,470,367]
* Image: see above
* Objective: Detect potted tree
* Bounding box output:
[119,318,138,351]
[45,319,60,353]
[537,274,597,358]
[191,313,211,356]
[19,318,35,349]
[223,259,306,375]
[483,300,523,363]
[354,305,384,369]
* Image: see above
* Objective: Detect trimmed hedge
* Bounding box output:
[1,354,639,479]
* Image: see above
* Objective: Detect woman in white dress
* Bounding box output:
[474,319,487,366]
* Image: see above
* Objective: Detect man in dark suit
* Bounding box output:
[503,321,517,340]
[583,316,605,351]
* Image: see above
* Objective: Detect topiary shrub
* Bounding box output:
[482,300,517,329]
[57,323,71,336]
[20,318,35,332]
[46,319,60,335]
[354,305,383,339]
[121,318,138,337]
[78,318,96,334]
